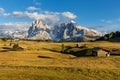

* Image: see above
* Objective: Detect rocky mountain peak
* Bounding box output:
[27,20,51,40]
[32,19,50,30]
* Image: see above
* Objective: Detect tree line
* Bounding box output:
[96,31,120,41]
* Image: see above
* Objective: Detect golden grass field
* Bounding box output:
[0,40,119,80]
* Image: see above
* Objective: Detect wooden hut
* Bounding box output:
[92,47,110,57]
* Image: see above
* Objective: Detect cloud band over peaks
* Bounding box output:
[1,6,77,24]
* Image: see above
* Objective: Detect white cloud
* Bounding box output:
[62,12,77,19]
[2,13,10,16]
[0,8,5,13]
[25,11,60,23]
[3,11,60,23]
[27,6,40,11]
[3,22,30,27]
[106,20,112,23]
[100,19,105,22]
[33,0,41,5]
[44,11,60,15]
[93,18,120,32]
[2,10,77,24]
[118,18,120,22]
[13,11,27,18]
[100,19,113,24]
[71,20,76,23]
[0,22,31,31]
[2,11,60,24]
[35,2,41,5]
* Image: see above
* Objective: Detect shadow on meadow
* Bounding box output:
[37,55,55,59]
[42,48,60,53]
[42,45,93,57]
[0,44,24,52]
[63,46,92,57]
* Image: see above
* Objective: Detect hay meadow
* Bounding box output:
[0,39,119,80]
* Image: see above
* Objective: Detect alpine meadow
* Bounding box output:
[0,0,120,80]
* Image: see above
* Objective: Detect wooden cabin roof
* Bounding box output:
[92,47,110,52]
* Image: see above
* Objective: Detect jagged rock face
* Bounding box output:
[28,20,51,40]
[52,22,101,41]
[52,22,84,40]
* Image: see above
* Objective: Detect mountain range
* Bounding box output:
[27,20,102,41]
[0,20,102,41]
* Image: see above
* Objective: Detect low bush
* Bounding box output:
[12,43,24,51]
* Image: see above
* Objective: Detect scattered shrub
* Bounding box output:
[61,44,65,53]
[12,43,24,51]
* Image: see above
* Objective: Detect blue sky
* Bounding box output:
[0,0,120,32]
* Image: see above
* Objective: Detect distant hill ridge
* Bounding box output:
[96,31,120,41]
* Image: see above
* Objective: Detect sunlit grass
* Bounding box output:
[0,40,120,80]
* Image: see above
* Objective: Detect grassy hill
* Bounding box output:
[0,39,119,80]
